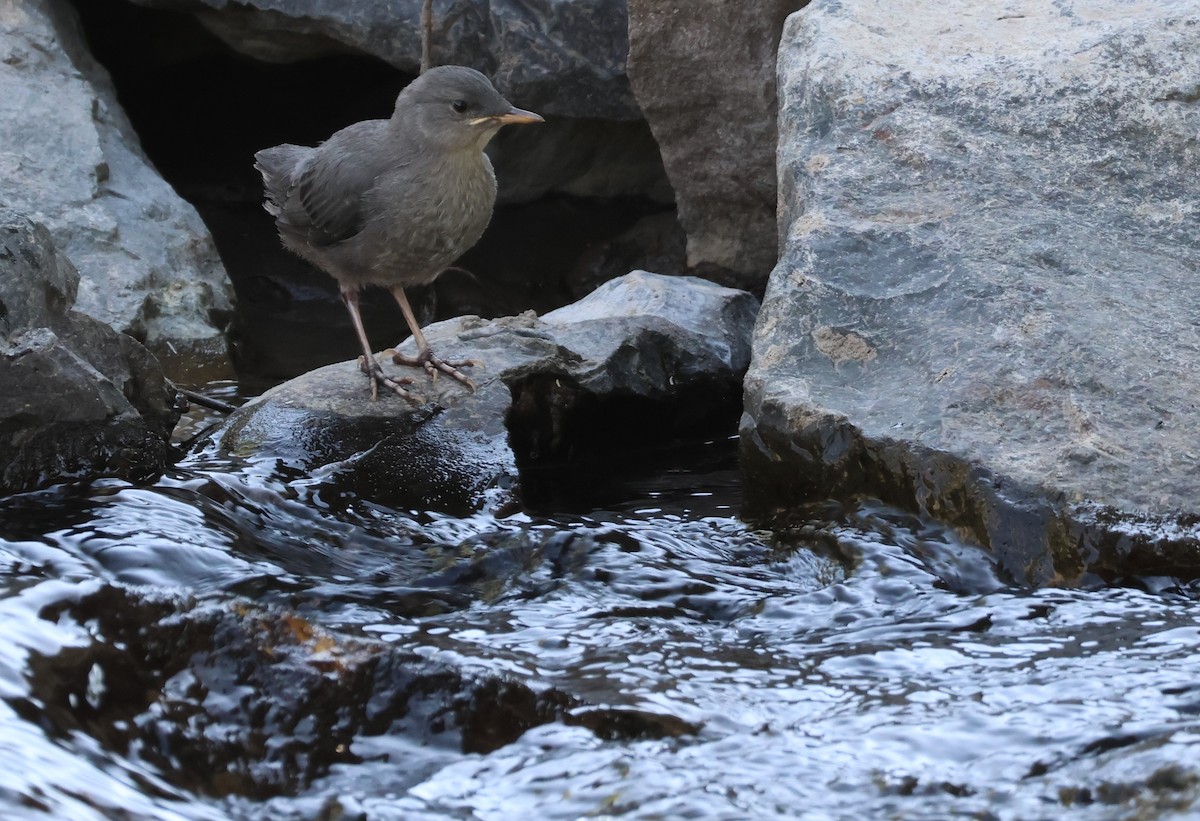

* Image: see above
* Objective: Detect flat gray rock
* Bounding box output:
[218,272,757,513]
[0,209,181,494]
[0,0,233,371]
[742,0,1200,582]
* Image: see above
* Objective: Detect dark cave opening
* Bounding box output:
[505,371,743,514]
[70,0,680,393]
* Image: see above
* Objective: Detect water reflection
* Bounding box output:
[0,398,1198,819]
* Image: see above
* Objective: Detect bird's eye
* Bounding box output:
[451,99,469,114]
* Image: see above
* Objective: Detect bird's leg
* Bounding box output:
[389,285,479,391]
[340,286,418,402]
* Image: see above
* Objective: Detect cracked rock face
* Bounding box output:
[0,0,233,371]
[742,0,1200,582]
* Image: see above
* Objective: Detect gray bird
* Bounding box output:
[255,65,543,400]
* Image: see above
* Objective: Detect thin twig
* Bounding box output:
[173,384,237,414]
[420,0,433,74]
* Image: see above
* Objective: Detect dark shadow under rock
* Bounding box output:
[215,272,758,514]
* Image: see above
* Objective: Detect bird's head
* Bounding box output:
[397,65,543,153]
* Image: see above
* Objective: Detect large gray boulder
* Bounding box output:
[218,272,757,513]
[130,0,637,121]
[0,0,233,372]
[742,1,1200,582]
[0,210,181,494]
[627,0,803,289]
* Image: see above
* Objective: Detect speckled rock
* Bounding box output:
[218,272,758,513]
[741,0,1200,582]
[0,0,233,372]
[0,210,181,494]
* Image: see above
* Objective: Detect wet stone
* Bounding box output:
[13,576,714,804]
[215,272,759,514]
[564,706,702,741]
[20,584,580,799]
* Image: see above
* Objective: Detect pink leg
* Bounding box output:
[389,285,479,391]
[340,287,417,402]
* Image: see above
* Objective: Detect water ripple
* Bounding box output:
[0,430,1197,819]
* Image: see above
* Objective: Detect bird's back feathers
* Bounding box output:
[253,66,530,290]
[253,143,307,219]
[256,121,404,250]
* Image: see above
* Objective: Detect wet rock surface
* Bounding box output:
[217,272,758,513]
[128,0,637,121]
[742,0,1200,582]
[0,0,233,369]
[0,210,181,494]
[627,0,804,290]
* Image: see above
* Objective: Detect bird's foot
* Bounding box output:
[357,355,420,403]
[391,347,480,392]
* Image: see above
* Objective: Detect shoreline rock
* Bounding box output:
[627,0,803,290]
[741,0,1200,583]
[129,0,638,121]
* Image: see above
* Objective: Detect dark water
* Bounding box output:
[1,385,1199,820]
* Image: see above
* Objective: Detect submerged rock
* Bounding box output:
[627,0,803,290]
[24,584,575,798]
[0,0,233,371]
[742,0,1200,582]
[20,581,703,801]
[218,272,758,513]
[0,210,181,494]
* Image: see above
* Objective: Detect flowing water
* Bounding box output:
[1,384,1199,820]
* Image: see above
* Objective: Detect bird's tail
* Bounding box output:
[253,145,308,217]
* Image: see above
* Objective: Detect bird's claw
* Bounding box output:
[357,355,420,403]
[392,349,479,392]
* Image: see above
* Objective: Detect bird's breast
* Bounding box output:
[365,156,497,285]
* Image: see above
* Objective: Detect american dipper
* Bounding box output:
[255,66,543,400]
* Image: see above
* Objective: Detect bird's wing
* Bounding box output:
[287,121,400,248]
